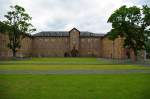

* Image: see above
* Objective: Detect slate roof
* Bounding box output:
[33,31,68,37]
[33,31,105,37]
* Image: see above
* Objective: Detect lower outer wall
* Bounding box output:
[32,37,70,57]
[31,37,102,57]
[102,37,127,59]
[0,33,127,59]
[79,37,101,57]
[0,33,32,58]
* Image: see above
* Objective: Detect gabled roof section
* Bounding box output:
[69,28,80,33]
[33,31,69,37]
[32,28,105,37]
[80,31,105,37]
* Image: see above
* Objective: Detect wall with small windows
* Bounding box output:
[16,36,33,57]
[32,37,69,57]
[101,36,127,59]
[0,33,12,58]
[79,37,102,57]
[0,33,32,58]
[69,28,80,50]
[0,30,128,59]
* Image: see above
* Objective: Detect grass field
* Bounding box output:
[0,57,113,64]
[0,74,150,99]
[0,58,150,99]
[0,57,149,71]
[0,64,150,70]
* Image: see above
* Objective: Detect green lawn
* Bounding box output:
[0,64,149,70]
[0,57,150,99]
[0,57,149,70]
[0,57,114,64]
[0,74,150,99]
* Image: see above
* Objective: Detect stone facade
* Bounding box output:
[32,37,69,57]
[0,28,128,59]
[101,36,127,59]
[79,37,101,57]
[69,28,80,50]
[0,33,32,58]
[0,33,11,57]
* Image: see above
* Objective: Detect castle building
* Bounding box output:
[0,28,128,59]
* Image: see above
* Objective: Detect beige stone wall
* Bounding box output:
[79,37,102,57]
[101,37,126,59]
[17,37,33,57]
[0,33,32,58]
[32,37,69,57]
[0,33,11,57]
[69,29,80,50]
[0,32,128,59]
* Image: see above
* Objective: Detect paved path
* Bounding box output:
[0,70,150,74]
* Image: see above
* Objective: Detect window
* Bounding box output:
[88,39,91,42]
[45,39,48,42]
[51,39,55,42]
[81,39,85,42]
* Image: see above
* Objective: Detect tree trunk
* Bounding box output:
[12,49,17,58]
[144,50,146,61]
[131,49,137,62]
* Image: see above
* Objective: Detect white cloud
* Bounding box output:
[0,0,149,34]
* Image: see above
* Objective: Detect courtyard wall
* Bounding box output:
[79,37,102,57]
[0,33,32,58]
[32,37,69,57]
[0,29,128,59]
[101,36,127,59]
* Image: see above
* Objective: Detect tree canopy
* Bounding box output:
[3,5,36,57]
[107,5,150,60]
[146,39,150,53]
[0,21,11,33]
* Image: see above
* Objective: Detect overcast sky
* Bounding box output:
[0,0,149,34]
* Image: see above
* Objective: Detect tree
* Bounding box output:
[3,5,36,57]
[146,39,150,55]
[0,21,11,33]
[107,29,118,59]
[107,5,150,61]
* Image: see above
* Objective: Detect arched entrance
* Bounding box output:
[71,46,79,57]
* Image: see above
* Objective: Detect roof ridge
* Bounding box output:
[33,31,105,37]
[40,31,68,32]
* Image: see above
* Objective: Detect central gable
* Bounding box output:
[69,28,80,50]
[69,28,80,35]
[33,28,105,37]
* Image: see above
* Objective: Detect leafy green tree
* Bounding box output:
[107,29,119,59]
[107,5,150,61]
[0,21,5,32]
[146,39,150,53]
[0,21,11,33]
[3,5,36,57]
